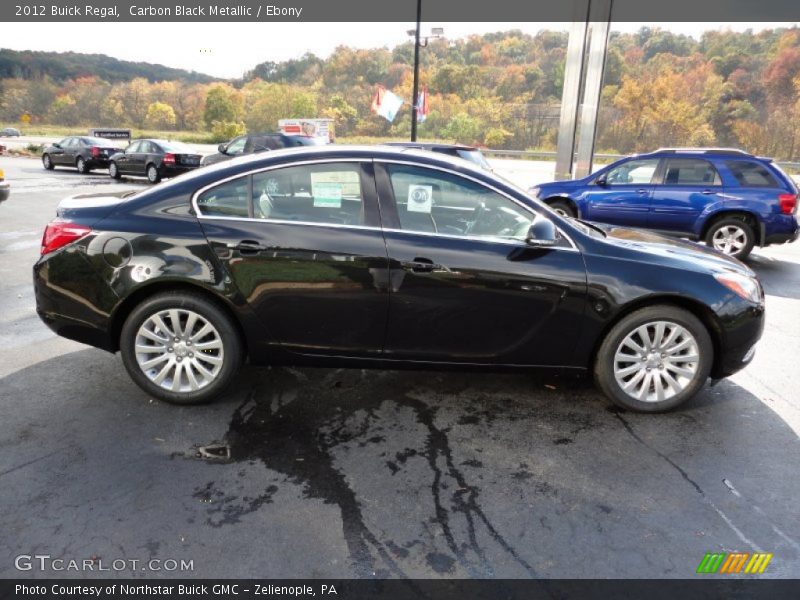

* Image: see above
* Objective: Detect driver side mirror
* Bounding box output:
[526,217,560,247]
[218,143,228,154]
[595,176,607,186]
[52,143,61,149]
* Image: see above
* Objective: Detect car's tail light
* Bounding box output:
[163,153,176,166]
[91,146,101,157]
[779,193,798,215]
[41,220,91,255]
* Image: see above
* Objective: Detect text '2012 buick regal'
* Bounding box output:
[33,146,765,412]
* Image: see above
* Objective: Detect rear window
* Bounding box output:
[83,137,119,146]
[158,141,195,153]
[725,160,781,188]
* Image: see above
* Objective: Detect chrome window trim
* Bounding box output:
[191,157,578,252]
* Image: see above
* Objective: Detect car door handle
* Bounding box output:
[637,189,649,194]
[228,240,268,254]
[401,258,449,273]
[702,189,717,195]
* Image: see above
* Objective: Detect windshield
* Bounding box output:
[571,219,607,239]
[456,149,492,170]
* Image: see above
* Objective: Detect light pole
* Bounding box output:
[407,11,443,142]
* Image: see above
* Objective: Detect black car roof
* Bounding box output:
[384,142,479,152]
[129,145,504,203]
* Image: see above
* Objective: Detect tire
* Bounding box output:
[705,217,755,260]
[42,154,54,170]
[109,161,121,179]
[548,199,576,218]
[146,163,161,184]
[76,156,89,174]
[120,292,244,405]
[594,305,713,413]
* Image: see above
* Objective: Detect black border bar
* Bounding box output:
[1,0,799,23]
[3,579,800,600]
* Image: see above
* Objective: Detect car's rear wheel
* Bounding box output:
[705,218,755,260]
[120,292,243,405]
[42,154,54,170]
[548,199,576,218]
[594,305,713,412]
[109,161,120,179]
[146,163,161,184]
[76,157,89,174]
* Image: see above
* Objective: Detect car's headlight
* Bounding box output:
[529,186,541,199]
[714,272,763,303]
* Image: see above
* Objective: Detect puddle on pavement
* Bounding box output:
[189,367,601,577]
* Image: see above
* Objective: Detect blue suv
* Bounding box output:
[531,148,799,260]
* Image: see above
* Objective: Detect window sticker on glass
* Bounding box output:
[312,183,343,207]
[407,184,433,213]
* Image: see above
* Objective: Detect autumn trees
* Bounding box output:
[1,27,800,159]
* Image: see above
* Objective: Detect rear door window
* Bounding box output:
[724,160,781,188]
[662,159,721,186]
[251,163,364,226]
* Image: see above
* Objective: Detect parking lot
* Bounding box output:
[1,154,799,579]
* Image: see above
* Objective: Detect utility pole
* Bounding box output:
[410,0,422,142]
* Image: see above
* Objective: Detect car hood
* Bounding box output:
[593,223,754,276]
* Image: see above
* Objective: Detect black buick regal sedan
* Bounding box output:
[33,146,765,412]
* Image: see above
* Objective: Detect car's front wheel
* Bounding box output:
[120,292,244,405]
[705,218,755,260]
[548,199,577,218]
[109,161,120,179]
[42,154,54,170]
[594,305,713,412]
[146,163,161,184]
[76,157,89,174]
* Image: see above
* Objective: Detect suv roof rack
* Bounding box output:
[654,147,753,156]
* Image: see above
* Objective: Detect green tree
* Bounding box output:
[146,101,177,129]
[203,84,243,130]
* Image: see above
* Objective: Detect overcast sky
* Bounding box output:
[1,22,797,79]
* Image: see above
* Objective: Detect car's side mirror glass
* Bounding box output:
[218,143,227,154]
[53,143,61,149]
[526,217,560,247]
[595,177,607,186]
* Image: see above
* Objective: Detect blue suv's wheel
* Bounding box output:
[705,218,755,260]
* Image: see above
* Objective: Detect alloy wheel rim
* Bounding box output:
[613,321,700,403]
[44,155,50,168]
[134,308,224,393]
[712,225,747,255]
[148,166,157,182]
[77,158,84,171]
[110,163,117,177]
[554,207,570,217]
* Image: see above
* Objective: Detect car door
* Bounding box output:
[116,141,141,174]
[582,158,660,227]
[375,161,587,366]
[52,137,73,166]
[135,141,156,175]
[650,158,722,234]
[196,160,390,357]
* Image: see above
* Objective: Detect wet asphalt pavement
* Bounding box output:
[0,155,799,579]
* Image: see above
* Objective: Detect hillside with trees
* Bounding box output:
[0,49,216,84]
[2,27,800,159]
